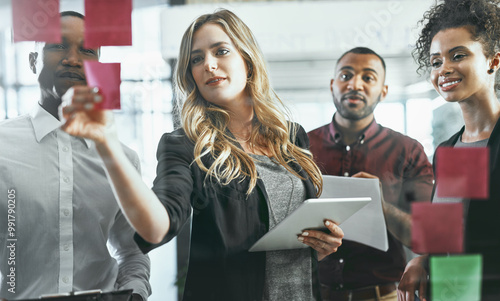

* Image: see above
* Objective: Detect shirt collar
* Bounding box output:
[328,113,380,145]
[31,103,92,148]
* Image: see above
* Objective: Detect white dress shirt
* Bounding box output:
[0,104,151,300]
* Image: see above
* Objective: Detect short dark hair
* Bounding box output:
[414,0,500,80]
[337,47,387,74]
[39,11,100,57]
[60,11,84,19]
[35,11,85,49]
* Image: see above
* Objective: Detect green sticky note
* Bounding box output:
[430,254,482,301]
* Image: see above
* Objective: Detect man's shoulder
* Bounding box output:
[0,115,35,144]
[0,115,32,131]
[307,123,330,138]
[118,142,141,171]
[120,142,138,157]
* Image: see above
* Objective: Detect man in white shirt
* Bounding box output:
[0,11,151,301]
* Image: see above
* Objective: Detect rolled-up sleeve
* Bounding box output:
[134,131,195,253]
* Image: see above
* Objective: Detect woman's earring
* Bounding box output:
[488,68,495,74]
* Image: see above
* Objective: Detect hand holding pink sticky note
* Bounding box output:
[12,0,61,42]
[84,0,132,48]
[435,147,489,199]
[411,202,464,254]
[83,61,121,110]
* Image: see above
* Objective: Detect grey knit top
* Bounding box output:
[250,154,313,301]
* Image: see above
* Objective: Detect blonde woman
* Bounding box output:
[61,9,343,301]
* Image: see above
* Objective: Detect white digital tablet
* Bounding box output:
[249,197,371,252]
[320,175,388,251]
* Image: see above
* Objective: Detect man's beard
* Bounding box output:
[333,93,381,121]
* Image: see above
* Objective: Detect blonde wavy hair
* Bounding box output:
[174,9,322,196]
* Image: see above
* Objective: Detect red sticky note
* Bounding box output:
[84,61,121,110]
[84,0,132,48]
[435,147,489,199]
[411,202,464,254]
[11,0,61,43]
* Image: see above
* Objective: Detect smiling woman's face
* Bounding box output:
[189,23,249,109]
[429,26,492,103]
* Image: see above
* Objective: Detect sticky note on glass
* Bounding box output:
[411,202,463,254]
[435,147,489,199]
[430,254,482,301]
[84,0,132,48]
[12,0,61,42]
[83,61,121,110]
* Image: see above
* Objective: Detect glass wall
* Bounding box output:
[0,1,472,301]
[0,4,179,300]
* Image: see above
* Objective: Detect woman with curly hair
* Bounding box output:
[398,0,500,300]
[59,9,343,301]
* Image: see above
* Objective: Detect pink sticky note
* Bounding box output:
[12,0,61,43]
[83,61,121,110]
[435,147,489,199]
[411,202,464,254]
[84,0,132,48]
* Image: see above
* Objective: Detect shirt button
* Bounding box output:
[62,146,69,152]
[63,209,70,216]
[346,145,350,151]
[63,177,70,183]
[62,276,69,284]
[339,258,344,263]
[63,244,70,251]
[343,172,349,177]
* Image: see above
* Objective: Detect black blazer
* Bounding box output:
[434,120,500,297]
[135,124,320,301]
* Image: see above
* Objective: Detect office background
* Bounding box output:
[0,1,465,300]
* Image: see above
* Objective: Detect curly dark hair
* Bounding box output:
[413,0,500,84]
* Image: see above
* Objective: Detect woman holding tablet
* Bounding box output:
[60,9,343,301]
